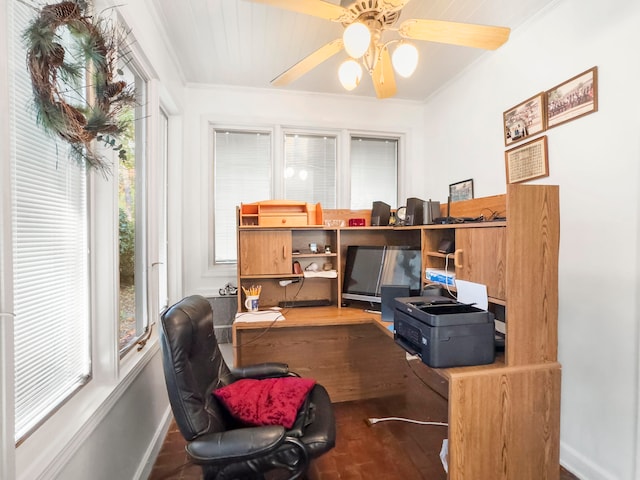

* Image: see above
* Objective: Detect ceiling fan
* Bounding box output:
[249,0,511,99]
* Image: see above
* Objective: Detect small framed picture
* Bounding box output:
[546,66,598,129]
[503,92,546,146]
[449,179,474,202]
[505,136,549,184]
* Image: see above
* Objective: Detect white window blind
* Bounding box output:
[350,136,398,209]
[284,133,337,208]
[10,2,90,442]
[214,130,271,263]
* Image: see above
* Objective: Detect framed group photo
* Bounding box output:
[449,178,474,202]
[546,66,598,128]
[503,92,546,146]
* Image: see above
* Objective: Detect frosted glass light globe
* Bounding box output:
[338,59,363,91]
[392,43,419,78]
[343,22,371,59]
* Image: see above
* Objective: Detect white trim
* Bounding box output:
[560,439,619,480]
[0,2,16,479]
[133,405,173,480]
[166,114,184,302]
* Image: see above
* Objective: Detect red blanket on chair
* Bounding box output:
[213,377,316,429]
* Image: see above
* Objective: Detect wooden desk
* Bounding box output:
[233,306,408,402]
[233,306,560,480]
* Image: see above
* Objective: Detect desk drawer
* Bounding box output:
[259,214,308,227]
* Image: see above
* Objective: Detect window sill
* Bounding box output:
[16,331,160,480]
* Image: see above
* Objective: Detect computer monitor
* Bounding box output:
[342,245,422,305]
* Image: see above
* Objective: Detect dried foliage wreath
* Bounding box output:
[23,0,135,174]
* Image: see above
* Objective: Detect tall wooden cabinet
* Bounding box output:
[235,184,561,480]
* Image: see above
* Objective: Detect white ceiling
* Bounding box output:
[149,0,555,101]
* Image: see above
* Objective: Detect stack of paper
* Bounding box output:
[303,270,337,278]
[234,310,285,323]
[425,268,455,286]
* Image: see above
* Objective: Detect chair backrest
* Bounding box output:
[159,295,235,440]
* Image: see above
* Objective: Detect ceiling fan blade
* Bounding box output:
[398,18,510,50]
[382,0,413,11]
[249,0,350,22]
[372,47,397,99]
[271,39,344,86]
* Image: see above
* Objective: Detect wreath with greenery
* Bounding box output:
[23,0,135,174]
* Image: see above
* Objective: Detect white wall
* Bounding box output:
[53,354,170,480]
[180,86,425,295]
[421,0,640,478]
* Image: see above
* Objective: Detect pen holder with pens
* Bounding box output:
[242,285,261,312]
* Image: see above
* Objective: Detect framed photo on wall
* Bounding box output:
[546,66,598,128]
[449,179,474,202]
[505,136,549,184]
[503,92,546,146]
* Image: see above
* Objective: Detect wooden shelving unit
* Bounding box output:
[239,200,324,227]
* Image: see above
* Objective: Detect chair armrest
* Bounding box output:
[230,362,295,379]
[186,425,286,463]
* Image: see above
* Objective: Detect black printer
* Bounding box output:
[393,296,495,368]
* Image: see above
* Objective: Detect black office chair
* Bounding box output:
[159,295,336,480]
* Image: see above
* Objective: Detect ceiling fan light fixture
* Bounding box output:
[343,22,371,59]
[392,42,419,78]
[338,59,363,91]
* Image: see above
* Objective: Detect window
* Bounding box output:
[212,128,399,263]
[350,136,398,209]
[11,2,90,442]
[213,130,271,263]
[157,109,169,312]
[283,133,337,207]
[118,60,149,354]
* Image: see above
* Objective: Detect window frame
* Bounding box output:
[3,3,171,477]
[209,125,403,266]
[208,125,275,268]
[281,129,339,208]
[348,134,399,210]
[10,0,92,445]
[117,56,151,357]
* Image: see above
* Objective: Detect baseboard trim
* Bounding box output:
[134,406,173,480]
[561,440,619,480]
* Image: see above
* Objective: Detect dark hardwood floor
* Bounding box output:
[149,364,579,480]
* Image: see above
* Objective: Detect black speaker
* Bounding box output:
[423,200,441,225]
[405,197,425,226]
[381,284,410,322]
[371,201,391,226]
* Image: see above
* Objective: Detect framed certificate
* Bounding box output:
[505,136,549,184]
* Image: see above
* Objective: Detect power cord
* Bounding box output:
[365,417,448,427]
[443,253,457,299]
[481,208,506,221]
[233,312,285,348]
[233,278,305,348]
[280,277,305,307]
[362,356,449,430]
